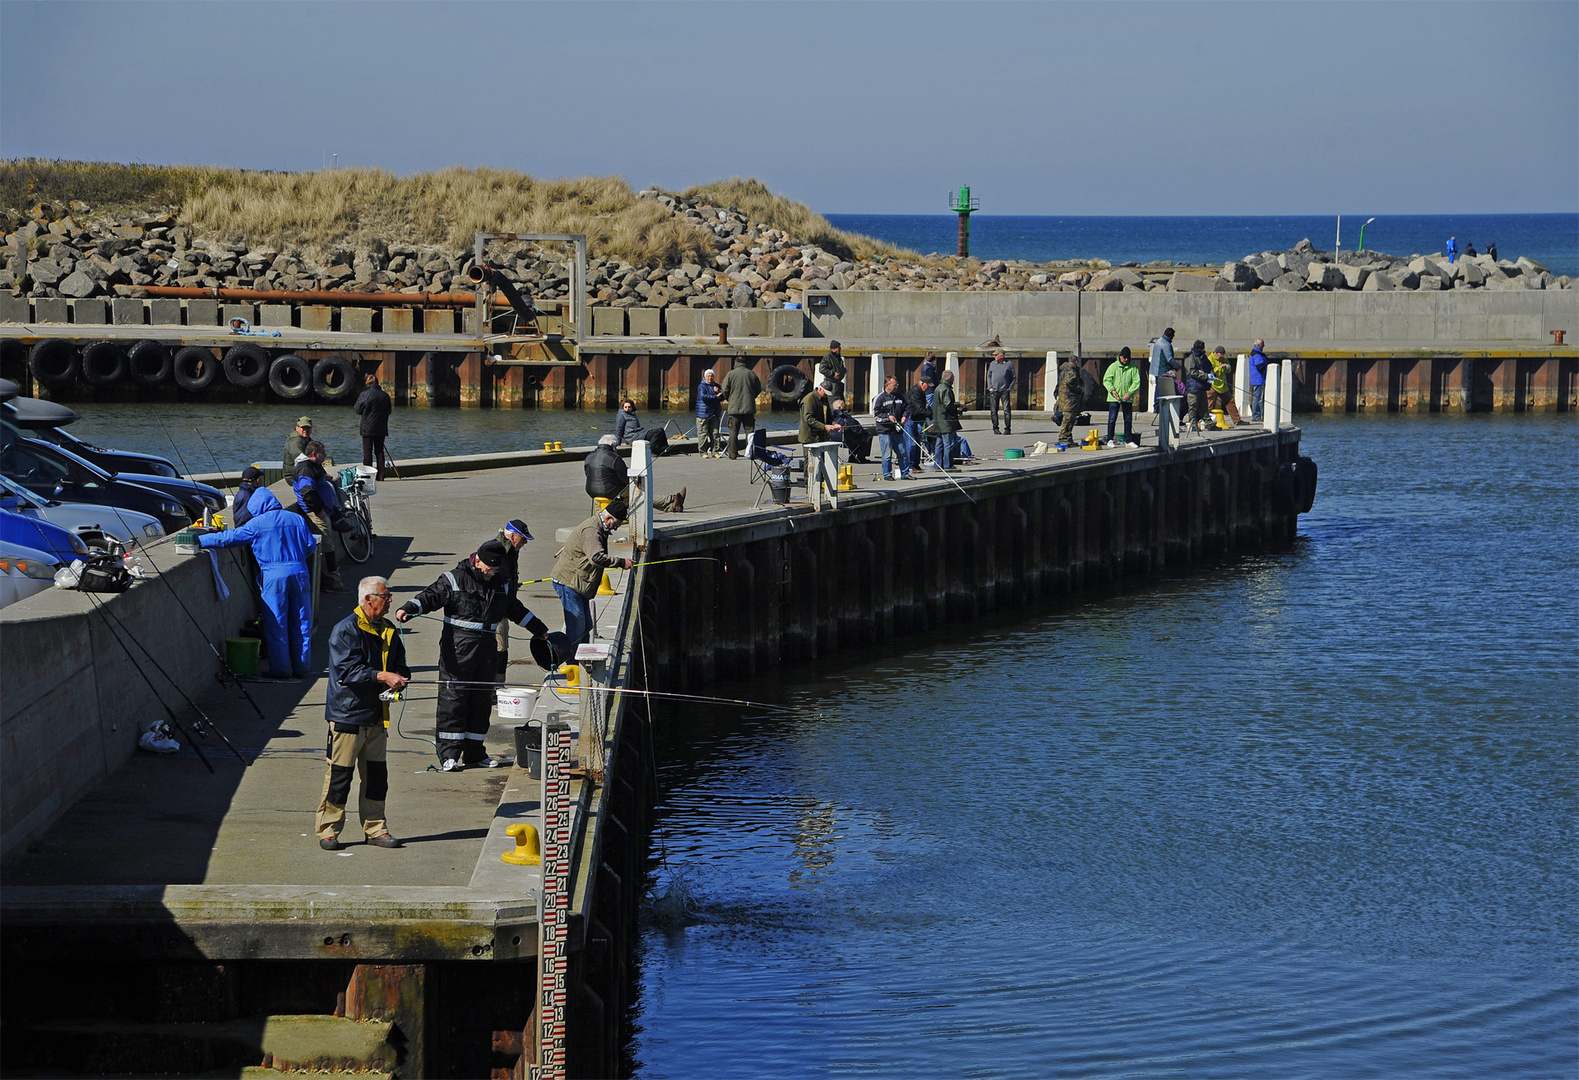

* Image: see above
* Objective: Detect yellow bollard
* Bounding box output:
[1083,429,1101,450]
[543,441,553,452]
[597,571,617,596]
[837,464,856,491]
[559,663,580,695]
[501,823,541,865]
[553,441,564,452]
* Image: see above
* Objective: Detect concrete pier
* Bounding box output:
[1,414,1310,1077]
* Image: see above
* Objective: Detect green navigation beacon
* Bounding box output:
[949,184,980,258]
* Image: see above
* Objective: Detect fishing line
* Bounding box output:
[192,428,234,496]
[898,424,977,503]
[156,417,202,484]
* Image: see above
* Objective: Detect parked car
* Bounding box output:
[0,506,90,564]
[0,540,61,610]
[1,431,194,535]
[0,474,165,545]
[1,424,222,520]
[1,385,180,478]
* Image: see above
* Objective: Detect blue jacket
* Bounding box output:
[292,459,340,520]
[198,489,314,572]
[1149,335,1177,377]
[696,379,722,420]
[1249,347,1269,387]
[326,607,410,728]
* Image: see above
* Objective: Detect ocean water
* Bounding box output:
[629,413,1578,1078]
[826,213,1579,278]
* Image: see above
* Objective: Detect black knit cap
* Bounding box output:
[476,539,509,568]
[603,499,628,522]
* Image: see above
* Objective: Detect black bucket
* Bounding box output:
[768,467,791,504]
[514,720,543,779]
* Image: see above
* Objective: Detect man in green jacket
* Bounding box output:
[929,370,960,470]
[552,500,632,648]
[818,340,847,401]
[799,380,843,445]
[718,359,763,460]
[1102,348,1141,447]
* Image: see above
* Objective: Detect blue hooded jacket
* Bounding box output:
[696,377,722,420]
[1249,347,1269,387]
[198,489,314,572]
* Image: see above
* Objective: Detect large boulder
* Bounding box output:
[1306,262,1345,289]
[1168,271,1217,292]
[1252,258,1281,285]
[1220,260,1256,286]
[1340,265,1370,289]
[58,269,101,297]
[1360,270,1394,291]
[1387,267,1420,289]
[1111,268,1144,287]
[1455,260,1485,286]
[1084,271,1125,291]
[1272,272,1304,291]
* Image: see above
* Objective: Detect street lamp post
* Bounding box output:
[1357,217,1376,253]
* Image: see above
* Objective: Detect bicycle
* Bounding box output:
[338,476,375,563]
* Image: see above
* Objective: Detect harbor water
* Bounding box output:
[630,413,1578,1078]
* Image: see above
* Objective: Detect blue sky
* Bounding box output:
[2,1,1574,215]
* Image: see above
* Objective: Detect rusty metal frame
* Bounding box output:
[472,232,588,346]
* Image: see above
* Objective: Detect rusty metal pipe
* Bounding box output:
[136,285,519,309]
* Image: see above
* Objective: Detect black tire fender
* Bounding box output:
[1272,462,1299,515]
[313,355,357,402]
[268,354,313,400]
[767,363,811,406]
[127,340,173,388]
[29,339,80,387]
[173,346,220,392]
[223,343,271,389]
[1294,455,1318,514]
[81,340,128,387]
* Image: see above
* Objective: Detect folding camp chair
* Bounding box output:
[746,428,804,508]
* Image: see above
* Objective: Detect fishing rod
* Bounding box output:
[402,675,801,716]
[12,513,218,771]
[103,505,269,720]
[83,585,248,766]
[156,417,202,485]
[898,425,977,503]
[191,428,235,497]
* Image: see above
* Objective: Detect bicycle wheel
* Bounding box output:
[342,508,373,563]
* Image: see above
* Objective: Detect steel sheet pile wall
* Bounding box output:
[638,431,1306,690]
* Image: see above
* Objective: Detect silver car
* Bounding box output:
[0,539,61,610]
[0,473,165,547]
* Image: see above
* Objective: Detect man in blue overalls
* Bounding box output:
[198,488,314,680]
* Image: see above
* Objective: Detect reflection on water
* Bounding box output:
[630,413,1578,1079]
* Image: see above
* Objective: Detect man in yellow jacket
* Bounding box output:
[1102,348,1141,447]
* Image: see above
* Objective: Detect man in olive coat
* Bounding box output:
[799,380,843,446]
[929,370,960,471]
[718,359,763,460]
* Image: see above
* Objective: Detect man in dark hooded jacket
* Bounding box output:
[353,375,393,481]
[396,540,550,770]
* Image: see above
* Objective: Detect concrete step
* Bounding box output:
[8,1014,397,1076]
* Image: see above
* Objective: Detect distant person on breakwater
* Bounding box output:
[799,380,843,446]
[1487,241,1498,262]
[396,540,550,771]
[830,398,872,463]
[614,399,645,446]
[1057,354,1086,448]
[905,375,933,471]
[1182,340,1215,430]
[696,369,723,458]
[1208,346,1241,425]
[585,434,685,514]
[317,575,408,850]
[819,341,847,401]
[986,349,1015,435]
[1248,339,1269,421]
[552,499,633,649]
[1103,349,1140,448]
[719,358,762,460]
[1446,236,1458,264]
[283,415,315,474]
[872,375,913,481]
[1149,328,1179,413]
[1464,241,1478,259]
[354,374,392,482]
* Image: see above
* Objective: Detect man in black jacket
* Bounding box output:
[396,540,550,771]
[872,375,912,481]
[317,576,409,850]
[905,376,933,472]
[353,375,393,481]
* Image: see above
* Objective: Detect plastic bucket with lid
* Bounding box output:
[225,636,261,676]
[496,687,538,719]
[354,464,377,494]
[1004,448,1025,459]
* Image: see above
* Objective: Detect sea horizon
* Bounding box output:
[825,212,1579,278]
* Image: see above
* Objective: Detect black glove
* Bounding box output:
[524,615,549,638]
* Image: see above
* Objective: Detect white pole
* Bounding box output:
[1235,353,1250,418]
[1044,350,1058,411]
[944,351,960,386]
[630,440,654,542]
[868,352,883,414]
[1279,360,1295,426]
[1146,372,1157,416]
[1264,364,1281,433]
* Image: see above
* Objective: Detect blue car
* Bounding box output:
[0,507,89,565]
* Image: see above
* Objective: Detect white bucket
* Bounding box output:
[354,464,378,495]
[495,687,538,720]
